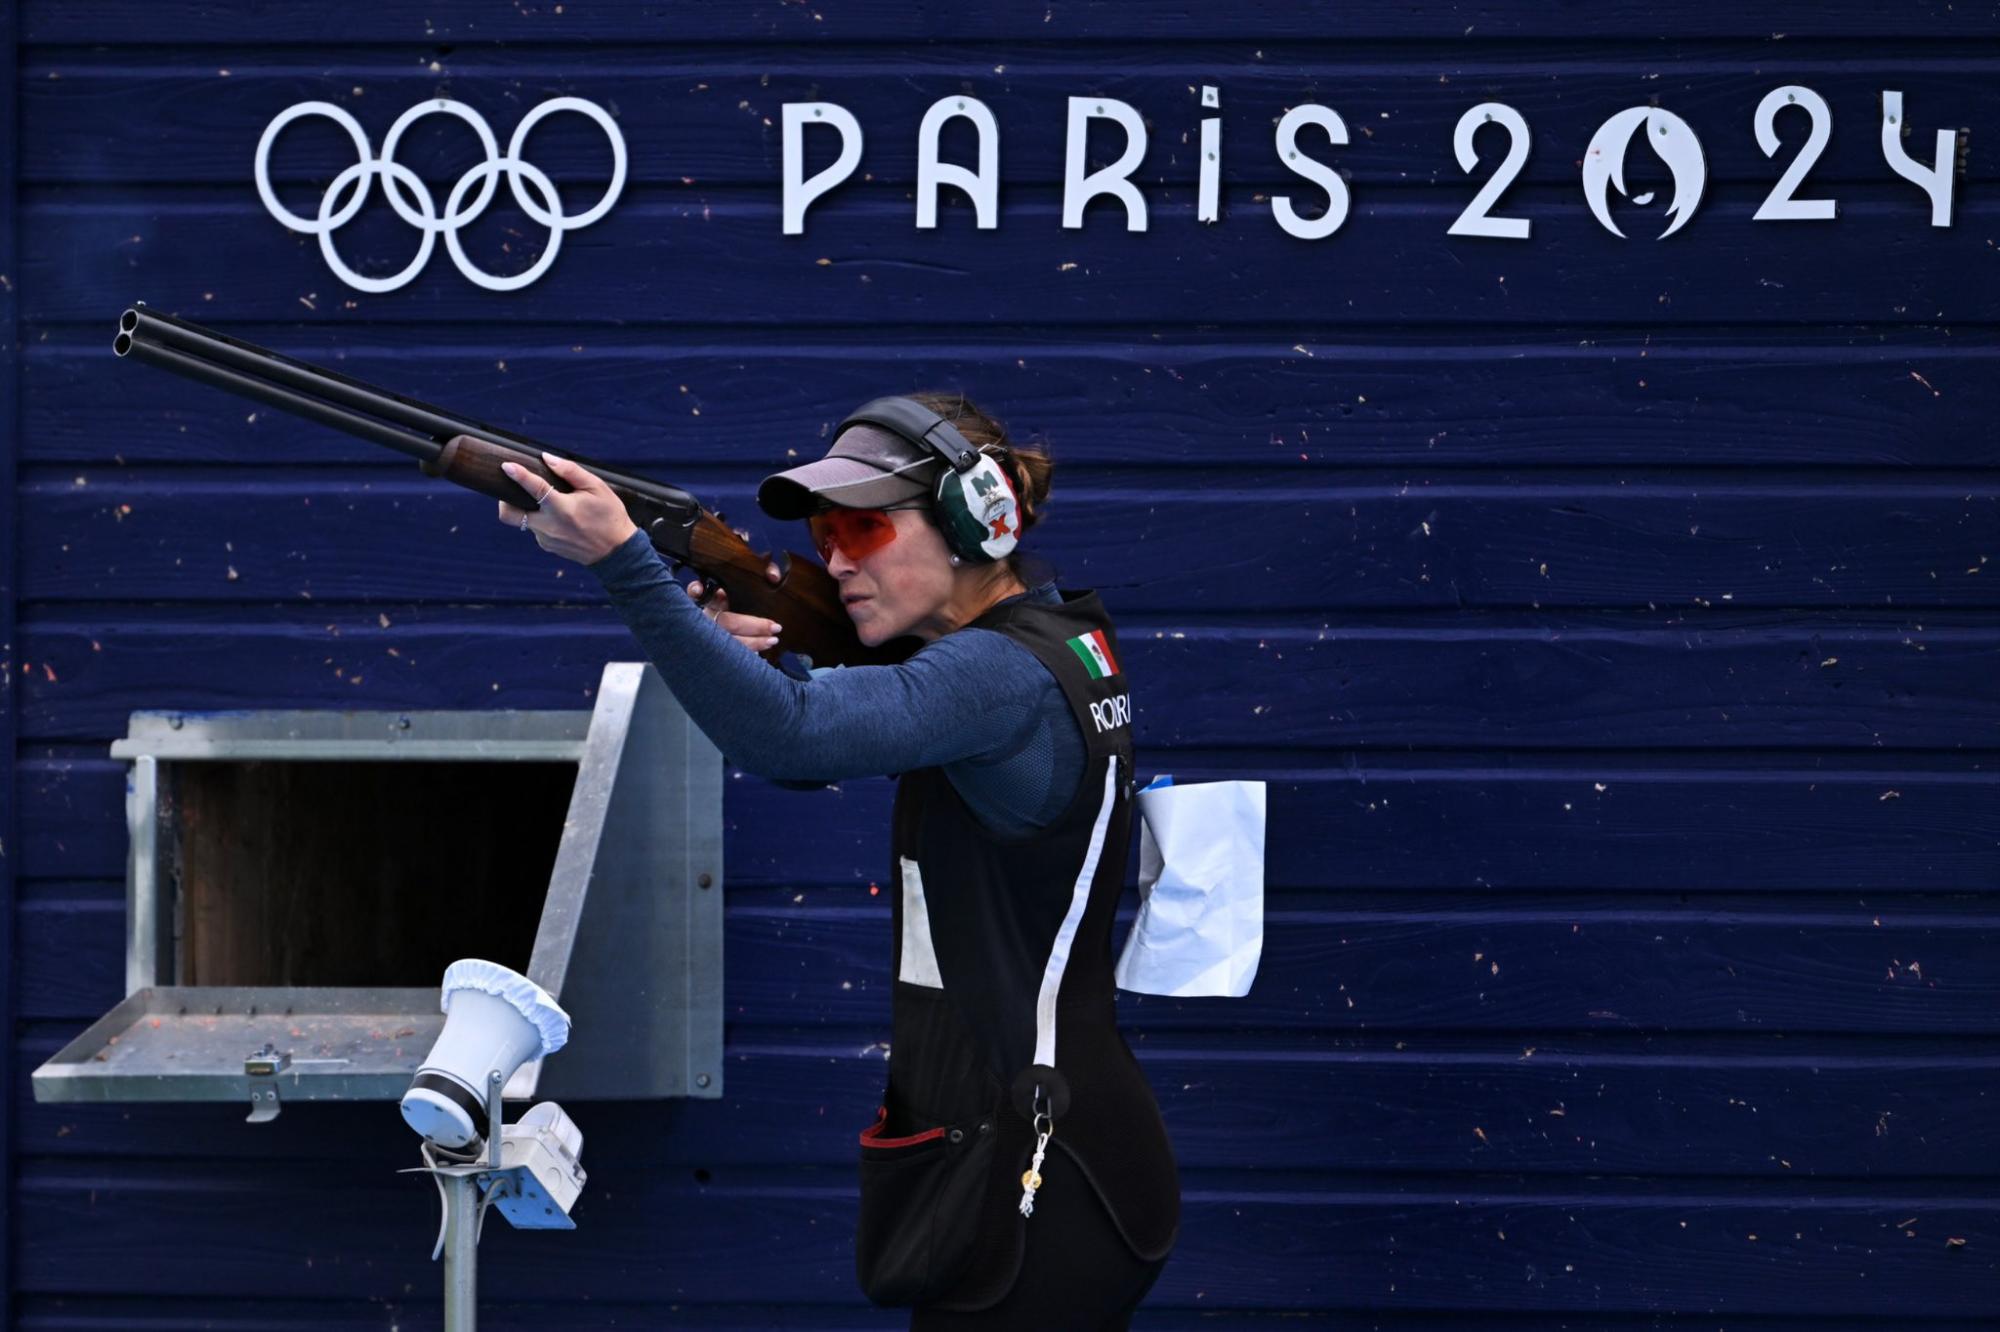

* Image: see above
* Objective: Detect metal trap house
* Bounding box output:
[31,661,723,1119]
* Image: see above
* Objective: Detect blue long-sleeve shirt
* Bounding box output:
[586,527,1085,837]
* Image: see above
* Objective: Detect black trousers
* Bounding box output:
[907,1144,1171,1330]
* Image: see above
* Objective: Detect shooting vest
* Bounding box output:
[859,589,1179,1311]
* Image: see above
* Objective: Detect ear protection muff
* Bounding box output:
[835,396,1022,564]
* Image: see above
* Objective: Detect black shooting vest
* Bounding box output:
[870,588,1179,1309]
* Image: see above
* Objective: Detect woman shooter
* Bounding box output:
[498,393,1178,1328]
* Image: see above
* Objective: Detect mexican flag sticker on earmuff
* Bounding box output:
[952,460,1021,560]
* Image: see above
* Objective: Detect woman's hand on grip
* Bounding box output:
[688,561,786,654]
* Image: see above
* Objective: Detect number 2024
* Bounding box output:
[1443,87,1961,241]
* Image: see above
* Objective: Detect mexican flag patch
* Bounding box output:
[1065,629,1121,680]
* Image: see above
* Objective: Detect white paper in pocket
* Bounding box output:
[1113,777,1265,998]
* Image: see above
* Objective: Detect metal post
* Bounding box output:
[441,1170,480,1332]
[437,1069,505,1332]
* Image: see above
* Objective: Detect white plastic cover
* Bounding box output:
[1113,777,1265,998]
[439,958,572,1057]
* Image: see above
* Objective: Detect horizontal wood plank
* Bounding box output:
[22,755,2000,893]
[25,331,2000,470]
[16,612,1999,749]
[22,2,2000,42]
[13,1160,1999,1313]
[19,888,1999,1033]
[13,1297,1998,1330]
[23,54,1998,186]
[24,193,2000,327]
[17,1030,2000,1178]
[19,470,2000,610]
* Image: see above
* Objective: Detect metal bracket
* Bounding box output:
[245,1044,291,1123]
[486,1069,505,1171]
[247,1081,281,1123]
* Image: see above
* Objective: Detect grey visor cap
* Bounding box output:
[755,423,939,520]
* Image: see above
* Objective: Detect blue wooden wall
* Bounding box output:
[7,2,2000,1326]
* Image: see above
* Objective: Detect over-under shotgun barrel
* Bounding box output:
[113,304,913,669]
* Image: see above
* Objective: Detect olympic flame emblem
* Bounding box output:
[1581,106,1708,240]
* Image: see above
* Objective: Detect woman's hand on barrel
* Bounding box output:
[496,453,640,565]
[688,562,787,654]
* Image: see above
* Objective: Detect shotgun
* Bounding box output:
[113,304,915,668]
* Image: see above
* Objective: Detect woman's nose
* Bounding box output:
[826,544,857,577]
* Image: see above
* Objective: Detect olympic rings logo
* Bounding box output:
[254,96,627,293]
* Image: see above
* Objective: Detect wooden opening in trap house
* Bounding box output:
[172,759,575,988]
[30,663,726,1114]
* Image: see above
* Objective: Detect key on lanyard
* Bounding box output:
[1019,1091,1055,1217]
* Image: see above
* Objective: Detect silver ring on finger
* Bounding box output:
[519,511,532,530]
[535,481,555,505]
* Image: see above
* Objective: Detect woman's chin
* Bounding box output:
[850,607,912,647]
[847,605,883,646]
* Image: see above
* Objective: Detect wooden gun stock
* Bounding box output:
[431,434,916,669]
